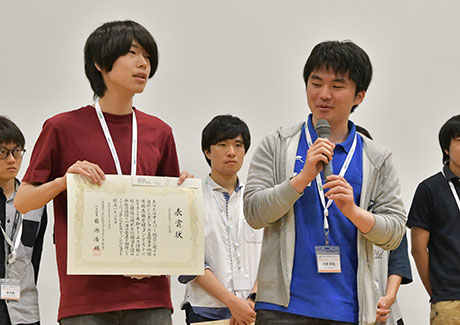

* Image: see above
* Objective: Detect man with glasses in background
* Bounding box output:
[0,116,47,325]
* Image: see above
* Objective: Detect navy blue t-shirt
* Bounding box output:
[407,164,460,303]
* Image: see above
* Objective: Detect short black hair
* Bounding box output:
[0,116,25,149]
[303,40,373,113]
[84,20,159,99]
[439,114,460,164]
[201,115,251,166]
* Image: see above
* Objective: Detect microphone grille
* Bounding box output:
[315,119,330,138]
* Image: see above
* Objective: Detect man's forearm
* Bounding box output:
[15,178,66,213]
[290,171,313,194]
[412,248,432,296]
[411,227,432,296]
[195,268,237,307]
[345,205,375,234]
[244,179,301,229]
[385,274,402,302]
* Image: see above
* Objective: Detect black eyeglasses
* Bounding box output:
[0,147,26,160]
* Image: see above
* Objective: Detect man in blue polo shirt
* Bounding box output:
[243,40,406,324]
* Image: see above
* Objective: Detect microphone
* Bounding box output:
[315,119,333,180]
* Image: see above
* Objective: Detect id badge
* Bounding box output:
[0,279,20,300]
[232,272,251,291]
[315,246,341,273]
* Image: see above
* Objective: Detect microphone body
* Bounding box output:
[315,119,333,179]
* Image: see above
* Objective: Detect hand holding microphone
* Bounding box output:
[291,119,335,193]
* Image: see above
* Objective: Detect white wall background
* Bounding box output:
[1,1,459,324]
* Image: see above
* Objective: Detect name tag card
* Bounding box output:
[232,272,251,291]
[0,279,20,300]
[315,246,341,273]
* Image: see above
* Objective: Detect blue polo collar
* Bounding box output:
[306,114,357,153]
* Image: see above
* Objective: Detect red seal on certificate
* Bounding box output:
[93,246,101,256]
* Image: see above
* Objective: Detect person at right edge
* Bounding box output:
[407,114,460,324]
[243,40,406,324]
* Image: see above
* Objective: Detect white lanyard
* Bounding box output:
[95,101,137,176]
[305,120,357,245]
[442,171,460,214]
[0,211,22,263]
[448,181,460,213]
[205,179,244,271]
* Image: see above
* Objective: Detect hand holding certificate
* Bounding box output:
[67,174,204,275]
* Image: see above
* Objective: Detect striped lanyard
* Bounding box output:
[0,210,22,264]
[206,179,244,272]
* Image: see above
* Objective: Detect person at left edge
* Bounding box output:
[0,116,47,325]
[14,21,191,325]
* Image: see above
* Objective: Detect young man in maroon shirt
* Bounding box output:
[14,20,189,325]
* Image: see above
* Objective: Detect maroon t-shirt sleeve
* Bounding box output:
[23,118,61,184]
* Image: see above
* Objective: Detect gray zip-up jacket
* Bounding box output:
[243,122,406,324]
